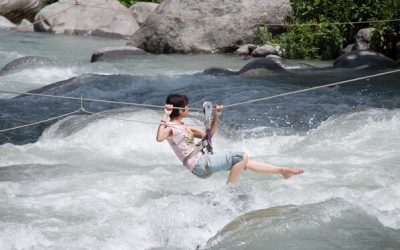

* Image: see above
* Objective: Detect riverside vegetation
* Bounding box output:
[253,0,399,60]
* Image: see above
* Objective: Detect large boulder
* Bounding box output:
[34,0,140,39]
[129,2,159,26]
[0,15,17,31]
[128,0,291,53]
[0,0,42,23]
[333,50,397,69]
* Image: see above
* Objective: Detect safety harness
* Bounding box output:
[182,102,214,172]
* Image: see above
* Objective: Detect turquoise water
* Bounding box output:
[0,32,399,249]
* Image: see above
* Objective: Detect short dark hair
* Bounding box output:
[165,94,189,119]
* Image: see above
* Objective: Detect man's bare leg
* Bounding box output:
[245,159,304,179]
[227,154,248,184]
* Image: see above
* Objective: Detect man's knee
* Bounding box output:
[242,153,248,170]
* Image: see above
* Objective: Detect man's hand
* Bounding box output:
[164,104,173,116]
[215,104,224,115]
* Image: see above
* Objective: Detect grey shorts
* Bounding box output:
[192,151,245,179]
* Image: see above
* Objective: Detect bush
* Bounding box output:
[254,0,400,60]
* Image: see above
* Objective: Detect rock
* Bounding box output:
[251,43,282,57]
[342,43,357,54]
[333,50,397,69]
[204,57,287,76]
[91,46,147,62]
[203,67,237,76]
[238,57,286,74]
[234,44,257,56]
[0,15,17,31]
[0,0,42,23]
[397,41,400,60]
[129,2,158,26]
[0,56,54,76]
[128,0,291,53]
[265,55,315,69]
[356,28,375,50]
[34,0,139,39]
[17,18,34,32]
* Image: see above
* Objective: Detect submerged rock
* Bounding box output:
[333,50,397,69]
[238,57,286,74]
[206,199,400,249]
[91,46,147,62]
[203,57,287,76]
[0,56,54,76]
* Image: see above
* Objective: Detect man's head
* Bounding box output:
[165,94,189,119]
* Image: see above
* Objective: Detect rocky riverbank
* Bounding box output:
[1,0,399,69]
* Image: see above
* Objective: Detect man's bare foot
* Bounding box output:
[281,168,304,179]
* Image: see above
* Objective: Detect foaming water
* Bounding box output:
[1,107,399,249]
[1,32,400,249]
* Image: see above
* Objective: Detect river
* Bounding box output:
[0,32,399,249]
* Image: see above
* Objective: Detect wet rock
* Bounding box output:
[333,50,397,69]
[0,56,54,76]
[238,57,286,74]
[91,46,147,62]
[204,57,287,76]
[203,67,237,76]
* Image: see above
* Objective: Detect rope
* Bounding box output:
[80,108,203,128]
[224,69,400,108]
[0,109,81,133]
[1,0,398,38]
[0,1,78,37]
[79,2,400,27]
[1,69,398,133]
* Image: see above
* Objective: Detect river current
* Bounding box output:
[0,32,400,249]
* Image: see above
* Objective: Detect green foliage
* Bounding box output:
[255,0,400,59]
[280,22,344,59]
[253,27,276,45]
[370,0,400,59]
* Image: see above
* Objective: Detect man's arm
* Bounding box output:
[156,105,173,142]
[210,105,223,136]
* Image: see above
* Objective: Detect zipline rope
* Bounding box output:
[79,2,400,27]
[1,68,399,110]
[1,0,399,38]
[80,108,203,128]
[0,109,81,133]
[1,68,399,133]
[224,68,400,108]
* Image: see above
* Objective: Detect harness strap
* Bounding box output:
[182,139,209,167]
